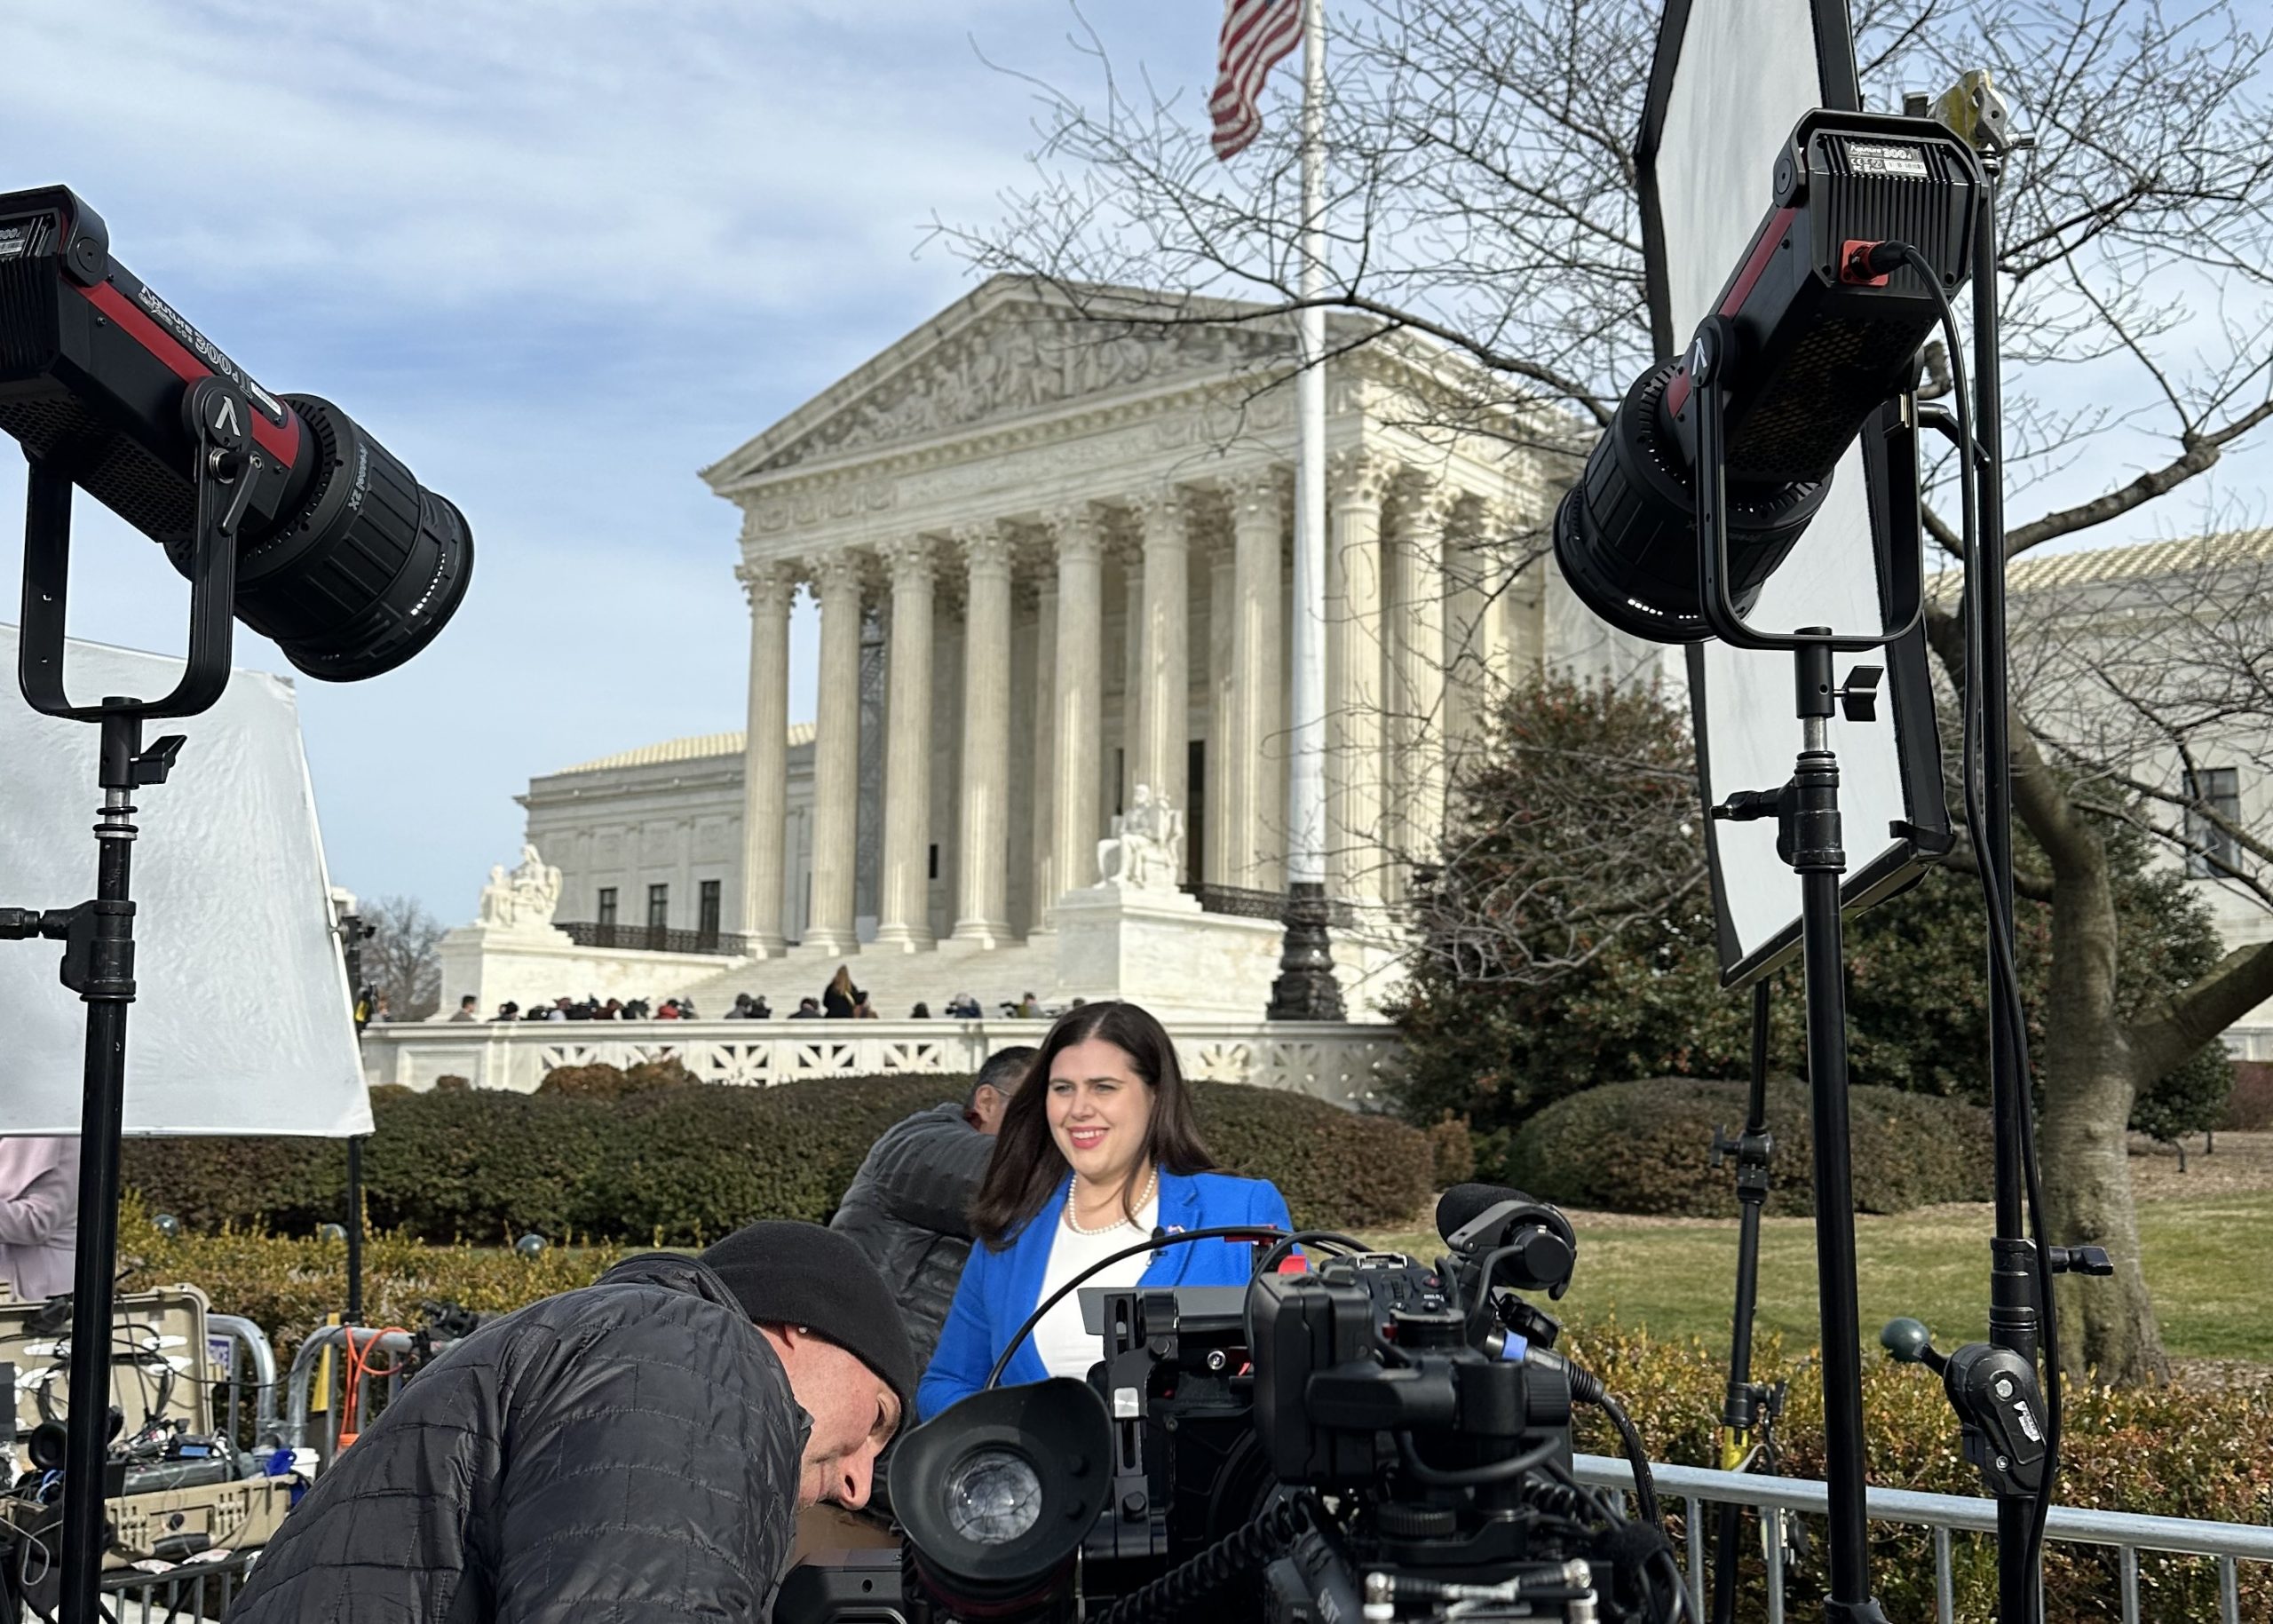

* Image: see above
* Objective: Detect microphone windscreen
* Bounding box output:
[1436,1181,1541,1244]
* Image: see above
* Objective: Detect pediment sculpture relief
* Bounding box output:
[756,314,1292,472]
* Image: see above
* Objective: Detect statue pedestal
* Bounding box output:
[434,923,748,1017]
[1050,884,1285,1018]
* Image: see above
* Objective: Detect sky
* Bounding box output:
[2,0,2266,923]
[0,1,1206,920]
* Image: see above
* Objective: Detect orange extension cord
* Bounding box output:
[336,1326,408,1450]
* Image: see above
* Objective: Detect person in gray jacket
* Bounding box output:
[0,1137,77,1303]
[830,1045,1037,1371]
[226,1221,916,1624]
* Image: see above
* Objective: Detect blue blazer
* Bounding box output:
[917,1169,1294,1420]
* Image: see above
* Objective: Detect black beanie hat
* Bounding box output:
[700,1221,919,1422]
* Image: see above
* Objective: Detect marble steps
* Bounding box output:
[665,938,1058,1022]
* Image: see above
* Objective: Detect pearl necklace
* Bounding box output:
[1065,1168,1159,1236]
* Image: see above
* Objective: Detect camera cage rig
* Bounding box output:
[779,1206,1687,1624]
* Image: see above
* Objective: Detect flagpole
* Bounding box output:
[1268,0,1344,1021]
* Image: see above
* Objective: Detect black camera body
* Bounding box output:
[782,1212,1675,1624]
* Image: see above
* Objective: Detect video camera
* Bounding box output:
[780,1185,1683,1623]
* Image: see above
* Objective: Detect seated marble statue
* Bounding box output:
[1096,784,1184,892]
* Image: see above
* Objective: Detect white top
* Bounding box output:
[1030,1189,1160,1380]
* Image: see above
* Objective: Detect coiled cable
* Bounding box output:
[1092,1491,1321,1623]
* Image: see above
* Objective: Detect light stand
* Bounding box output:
[0,376,256,1624]
[1681,312,1897,1624]
[1873,89,2111,1621]
[1713,636,1884,1624]
[1710,982,1787,1623]
[334,898,374,1325]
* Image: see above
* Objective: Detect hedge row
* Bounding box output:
[1509,1078,1992,1216]
[122,1073,1437,1244]
[122,1201,2268,1623]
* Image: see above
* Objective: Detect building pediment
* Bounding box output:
[703,280,1295,487]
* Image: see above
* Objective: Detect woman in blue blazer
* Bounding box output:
[917,1001,1294,1419]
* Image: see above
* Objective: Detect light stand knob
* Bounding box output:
[1880,1317,1945,1373]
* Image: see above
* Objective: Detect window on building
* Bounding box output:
[647,883,670,930]
[2186,767,2242,879]
[698,879,722,945]
[596,887,617,927]
[928,844,939,881]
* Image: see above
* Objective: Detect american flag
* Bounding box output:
[1209,0,1303,161]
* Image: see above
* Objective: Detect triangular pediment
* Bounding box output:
[703,279,1297,487]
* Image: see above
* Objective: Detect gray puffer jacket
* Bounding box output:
[828,1102,994,1369]
[226,1254,807,1624]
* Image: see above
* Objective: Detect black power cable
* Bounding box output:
[980,1224,1354,1391]
[1898,240,2064,1589]
[1090,1491,1321,1623]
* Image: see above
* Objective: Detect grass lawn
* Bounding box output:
[1361,1190,2273,1363]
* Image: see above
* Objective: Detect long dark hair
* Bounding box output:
[969,1001,1216,1248]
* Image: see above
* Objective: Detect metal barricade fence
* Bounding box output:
[203,1315,279,1449]
[280,1327,419,1458]
[94,1548,256,1623]
[1573,1454,2273,1624]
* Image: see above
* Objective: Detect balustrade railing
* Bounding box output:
[1179,881,1358,927]
[360,1017,1400,1106]
[556,920,749,957]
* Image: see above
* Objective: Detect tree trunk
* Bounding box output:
[2039,846,2172,1384]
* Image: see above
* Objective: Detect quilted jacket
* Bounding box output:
[226,1253,808,1624]
[827,1101,994,1370]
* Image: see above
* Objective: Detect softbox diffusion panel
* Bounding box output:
[0,624,368,1136]
[1640,0,1949,985]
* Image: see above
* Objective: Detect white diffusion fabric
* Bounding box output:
[0,625,368,1136]
[1653,0,1921,973]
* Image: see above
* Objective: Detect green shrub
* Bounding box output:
[1197,1085,1435,1231]
[1508,1079,1992,1216]
[1564,1319,2272,1623]
[123,1075,1435,1245]
[535,1058,698,1098]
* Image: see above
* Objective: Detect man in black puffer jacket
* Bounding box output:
[228,1222,916,1624]
[831,1044,1036,1370]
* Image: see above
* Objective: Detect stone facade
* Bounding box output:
[503,277,1662,1016]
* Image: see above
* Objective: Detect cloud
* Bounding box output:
[0,0,1213,920]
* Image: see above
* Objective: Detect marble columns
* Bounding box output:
[875,537,937,951]
[734,560,796,954]
[1226,471,1285,891]
[805,552,865,955]
[953,526,1015,945]
[1390,483,1448,883]
[1133,488,1191,825]
[1050,508,1106,905]
[1207,540,1235,885]
[1327,453,1390,904]
[1029,574,1058,931]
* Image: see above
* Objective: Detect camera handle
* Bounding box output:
[1,377,250,1624]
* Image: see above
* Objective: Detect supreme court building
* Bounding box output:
[513,279,1651,1002]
